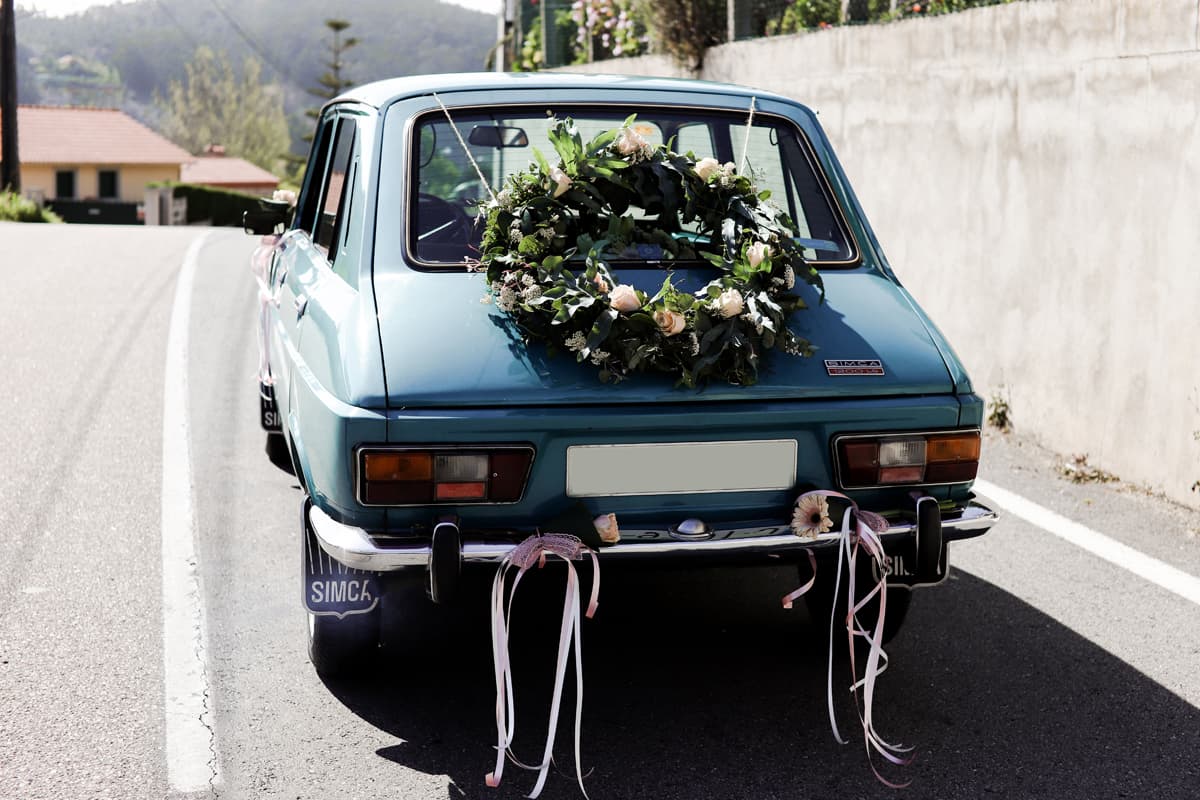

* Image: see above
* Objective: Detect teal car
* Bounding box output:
[247,73,996,676]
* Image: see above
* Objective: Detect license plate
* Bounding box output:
[565,439,797,497]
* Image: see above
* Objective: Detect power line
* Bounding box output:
[204,0,302,90]
[154,0,202,51]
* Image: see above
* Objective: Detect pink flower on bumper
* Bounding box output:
[593,513,620,544]
[791,493,833,539]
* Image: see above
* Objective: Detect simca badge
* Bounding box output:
[825,359,885,376]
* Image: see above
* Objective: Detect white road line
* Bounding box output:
[162,232,218,793]
[975,478,1200,607]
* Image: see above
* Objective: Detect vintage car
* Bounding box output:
[246,73,996,676]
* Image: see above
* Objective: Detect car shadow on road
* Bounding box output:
[321,564,1200,800]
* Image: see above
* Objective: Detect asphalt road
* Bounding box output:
[1,223,1198,800]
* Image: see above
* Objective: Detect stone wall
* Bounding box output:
[561,0,1200,508]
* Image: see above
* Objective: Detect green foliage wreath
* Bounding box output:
[478,117,823,387]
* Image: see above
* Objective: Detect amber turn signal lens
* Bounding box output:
[926,432,981,463]
[363,452,432,482]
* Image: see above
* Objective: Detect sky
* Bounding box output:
[18,0,502,17]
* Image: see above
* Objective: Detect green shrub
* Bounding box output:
[0,191,63,223]
[151,182,264,227]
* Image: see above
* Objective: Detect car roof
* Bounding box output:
[332,71,797,111]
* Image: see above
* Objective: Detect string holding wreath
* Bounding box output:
[475,115,824,387]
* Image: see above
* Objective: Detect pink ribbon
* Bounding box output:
[782,490,914,787]
[486,534,599,798]
[250,235,280,386]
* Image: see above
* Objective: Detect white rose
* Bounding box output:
[609,284,642,313]
[714,288,744,318]
[548,166,572,198]
[593,513,620,544]
[694,157,721,181]
[654,309,686,336]
[747,242,771,269]
[616,127,650,158]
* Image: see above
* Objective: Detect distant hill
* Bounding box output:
[14,0,498,151]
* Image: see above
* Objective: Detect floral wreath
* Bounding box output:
[477,116,824,387]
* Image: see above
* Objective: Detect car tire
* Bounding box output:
[307,608,380,678]
[265,431,295,475]
[801,559,913,648]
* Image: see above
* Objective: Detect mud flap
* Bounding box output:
[302,506,381,619]
[873,497,948,588]
[260,383,282,432]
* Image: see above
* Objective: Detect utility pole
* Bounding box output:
[0,0,19,192]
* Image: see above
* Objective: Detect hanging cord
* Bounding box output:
[738,96,758,175]
[432,91,498,206]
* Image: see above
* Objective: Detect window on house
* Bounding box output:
[55,170,76,199]
[98,170,119,199]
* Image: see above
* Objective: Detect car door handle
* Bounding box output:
[294,294,308,319]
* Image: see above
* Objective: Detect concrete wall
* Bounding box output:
[562,0,1200,508]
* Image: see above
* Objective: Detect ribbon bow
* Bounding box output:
[781,490,913,787]
[486,533,600,798]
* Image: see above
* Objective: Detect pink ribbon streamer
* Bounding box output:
[782,490,914,787]
[250,235,280,386]
[486,534,600,798]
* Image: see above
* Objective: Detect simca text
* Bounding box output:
[310,580,373,604]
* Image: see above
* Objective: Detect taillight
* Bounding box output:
[834,430,980,489]
[358,447,534,506]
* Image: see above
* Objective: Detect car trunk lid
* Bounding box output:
[374,268,953,407]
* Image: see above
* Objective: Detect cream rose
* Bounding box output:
[747,241,771,269]
[694,157,721,181]
[548,166,572,198]
[593,513,621,544]
[714,288,744,318]
[609,284,641,313]
[615,127,651,158]
[654,309,686,336]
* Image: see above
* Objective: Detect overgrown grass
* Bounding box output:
[0,191,63,223]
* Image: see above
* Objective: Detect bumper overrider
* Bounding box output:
[302,495,997,614]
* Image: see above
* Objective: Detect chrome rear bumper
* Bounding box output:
[308,501,997,573]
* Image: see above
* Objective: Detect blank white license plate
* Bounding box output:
[565,440,797,497]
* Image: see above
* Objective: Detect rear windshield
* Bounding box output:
[409,106,856,268]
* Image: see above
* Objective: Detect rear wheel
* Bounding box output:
[307,608,380,678]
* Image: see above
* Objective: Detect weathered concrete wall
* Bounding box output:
[562,0,1200,508]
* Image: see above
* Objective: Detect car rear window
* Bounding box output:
[408,106,856,269]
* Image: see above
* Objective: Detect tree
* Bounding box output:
[286,19,359,179]
[643,0,725,71]
[157,47,290,174]
[307,18,359,108]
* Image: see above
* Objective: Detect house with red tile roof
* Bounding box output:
[181,145,279,197]
[0,105,192,204]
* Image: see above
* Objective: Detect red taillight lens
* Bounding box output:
[359,447,533,506]
[836,430,979,488]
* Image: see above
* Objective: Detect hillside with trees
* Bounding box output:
[14,0,497,169]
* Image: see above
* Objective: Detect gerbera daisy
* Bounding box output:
[791,493,833,539]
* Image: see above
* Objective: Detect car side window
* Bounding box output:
[314,119,356,262]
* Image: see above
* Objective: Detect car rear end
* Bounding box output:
[303,80,995,605]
